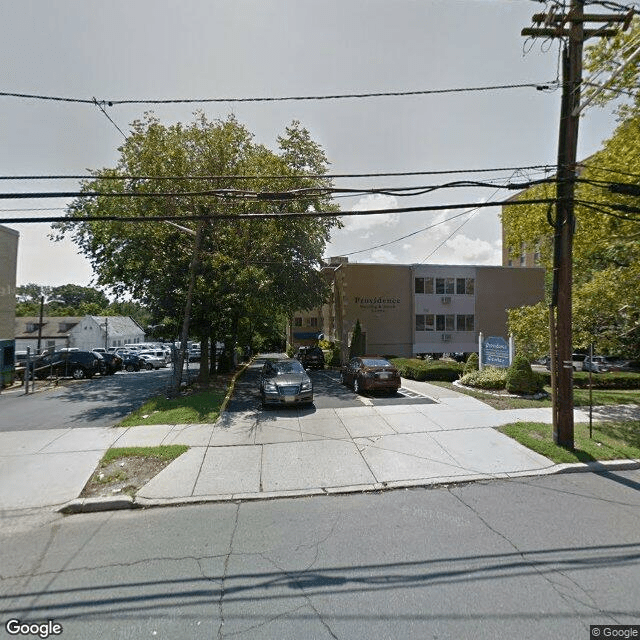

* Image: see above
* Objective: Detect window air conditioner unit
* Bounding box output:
[441,296,451,304]
[441,334,452,343]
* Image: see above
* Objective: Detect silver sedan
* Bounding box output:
[259,358,314,408]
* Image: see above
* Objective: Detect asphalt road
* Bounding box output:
[2,471,639,639]
[0,368,173,431]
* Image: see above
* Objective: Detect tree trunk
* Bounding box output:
[199,334,210,385]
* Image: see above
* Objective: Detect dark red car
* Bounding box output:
[340,356,401,395]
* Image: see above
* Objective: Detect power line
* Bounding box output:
[0,164,558,181]
[339,209,479,257]
[0,197,557,224]
[0,82,558,107]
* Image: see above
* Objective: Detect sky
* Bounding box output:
[0,0,623,289]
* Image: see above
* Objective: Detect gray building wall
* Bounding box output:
[0,225,19,341]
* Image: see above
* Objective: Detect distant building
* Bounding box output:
[288,257,545,362]
[0,225,19,385]
[14,315,145,353]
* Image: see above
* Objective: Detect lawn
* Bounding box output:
[119,387,227,426]
[428,381,640,411]
[498,420,640,463]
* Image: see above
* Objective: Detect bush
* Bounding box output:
[463,352,479,375]
[319,339,342,367]
[460,367,507,390]
[286,344,295,358]
[505,355,544,395]
[391,358,464,382]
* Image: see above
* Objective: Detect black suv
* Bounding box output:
[34,350,101,380]
[295,346,325,370]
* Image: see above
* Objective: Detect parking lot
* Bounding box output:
[226,362,436,414]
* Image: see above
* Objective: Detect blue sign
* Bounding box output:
[482,336,510,368]
[293,332,322,340]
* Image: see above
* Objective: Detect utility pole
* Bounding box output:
[522,2,633,449]
[174,219,206,395]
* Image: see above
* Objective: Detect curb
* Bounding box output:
[59,495,139,514]
[57,458,640,514]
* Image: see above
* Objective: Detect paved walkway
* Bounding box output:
[2,377,638,513]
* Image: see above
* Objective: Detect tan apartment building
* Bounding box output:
[289,258,545,362]
[0,225,19,385]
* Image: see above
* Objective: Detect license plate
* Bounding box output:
[379,373,391,379]
[284,395,295,402]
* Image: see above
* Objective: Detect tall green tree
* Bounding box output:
[52,114,340,380]
[503,19,640,358]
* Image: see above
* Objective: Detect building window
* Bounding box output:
[424,278,433,294]
[294,317,302,327]
[435,278,454,295]
[436,314,455,331]
[307,317,318,327]
[26,323,39,333]
[415,277,424,294]
[456,315,475,332]
[415,314,435,331]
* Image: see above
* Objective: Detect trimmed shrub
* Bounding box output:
[460,367,507,390]
[505,355,544,395]
[391,358,464,382]
[463,352,479,376]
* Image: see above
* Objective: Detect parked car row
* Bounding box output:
[16,347,172,380]
[257,354,402,409]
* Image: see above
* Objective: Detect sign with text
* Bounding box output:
[482,336,510,368]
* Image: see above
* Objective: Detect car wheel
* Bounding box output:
[71,366,86,380]
[146,363,153,370]
[125,364,135,372]
[353,378,361,394]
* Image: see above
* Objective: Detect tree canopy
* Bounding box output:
[502,20,640,359]
[16,283,150,327]
[52,114,341,370]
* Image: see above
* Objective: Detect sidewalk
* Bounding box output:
[2,379,638,514]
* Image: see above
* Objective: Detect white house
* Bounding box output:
[15,315,145,354]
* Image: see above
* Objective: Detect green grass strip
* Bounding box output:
[101,445,188,465]
[498,420,640,463]
[119,388,227,426]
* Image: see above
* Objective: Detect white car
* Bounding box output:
[138,352,166,370]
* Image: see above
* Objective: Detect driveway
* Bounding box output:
[226,362,437,413]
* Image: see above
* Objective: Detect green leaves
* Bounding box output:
[52,113,341,349]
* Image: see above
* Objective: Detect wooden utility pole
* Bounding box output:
[174,220,206,394]
[522,2,633,449]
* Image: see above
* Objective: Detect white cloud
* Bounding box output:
[436,235,502,265]
[369,249,400,263]
[342,194,400,232]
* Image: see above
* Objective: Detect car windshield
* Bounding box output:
[273,361,305,375]
[361,358,392,367]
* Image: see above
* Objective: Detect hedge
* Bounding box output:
[391,358,464,382]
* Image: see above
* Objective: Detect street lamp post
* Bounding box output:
[37,296,65,355]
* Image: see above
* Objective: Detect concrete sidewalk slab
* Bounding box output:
[0,428,69,455]
[194,446,262,496]
[376,411,443,433]
[354,433,469,483]
[261,439,376,492]
[0,450,104,509]
[113,424,175,448]
[431,428,554,475]
[40,426,126,453]
[161,423,215,447]
[340,414,397,438]
[137,446,207,500]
